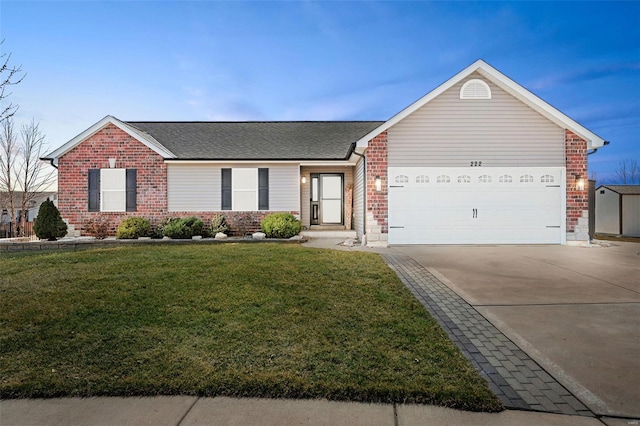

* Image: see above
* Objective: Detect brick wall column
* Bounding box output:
[565,129,589,242]
[365,131,388,246]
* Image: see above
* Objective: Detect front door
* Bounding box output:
[310,173,343,225]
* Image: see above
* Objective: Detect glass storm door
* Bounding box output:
[311,174,343,225]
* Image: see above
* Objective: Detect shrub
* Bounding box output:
[85,215,110,239]
[162,216,204,239]
[33,198,68,241]
[116,217,151,239]
[152,217,174,239]
[260,213,302,239]
[210,214,228,235]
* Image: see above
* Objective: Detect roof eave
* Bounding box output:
[164,156,353,162]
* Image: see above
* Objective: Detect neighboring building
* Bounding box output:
[595,185,640,237]
[41,60,607,245]
[0,192,58,223]
[0,192,57,238]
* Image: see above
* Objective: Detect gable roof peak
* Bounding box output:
[356,59,606,150]
[41,115,176,165]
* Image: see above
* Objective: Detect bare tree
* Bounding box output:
[17,119,56,235]
[616,158,640,185]
[1,41,25,122]
[0,118,55,237]
[0,118,18,236]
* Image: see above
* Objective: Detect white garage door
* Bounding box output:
[388,167,565,244]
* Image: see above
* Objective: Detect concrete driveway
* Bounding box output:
[392,242,640,420]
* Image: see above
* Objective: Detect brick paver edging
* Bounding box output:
[0,238,305,252]
[382,254,593,417]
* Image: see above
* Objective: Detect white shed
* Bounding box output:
[595,185,640,237]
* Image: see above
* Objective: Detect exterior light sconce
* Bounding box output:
[574,174,585,191]
[301,176,307,184]
[108,158,116,168]
[375,176,382,192]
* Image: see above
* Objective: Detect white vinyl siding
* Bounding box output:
[387,72,565,167]
[267,165,299,211]
[100,169,126,212]
[168,165,219,211]
[167,163,298,212]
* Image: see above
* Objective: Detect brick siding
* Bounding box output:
[365,131,388,235]
[565,129,589,241]
[58,124,168,234]
[58,124,298,237]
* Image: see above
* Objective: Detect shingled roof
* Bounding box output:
[126,121,384,160]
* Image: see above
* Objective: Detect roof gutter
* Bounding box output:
[588,140,610,156]
[40,157,58,169]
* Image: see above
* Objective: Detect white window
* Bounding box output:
[520,174,534,183]
[436,175,451,183]
[478,174,492,183]
[457,175,471,184]
[541,174,555,183]
[233,168,258,211]
[499,174,513,183]
[395,175,409,184]
[416,175,429,184]
[100,169,126,212]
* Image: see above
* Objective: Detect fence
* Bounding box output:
[0,222,35,239]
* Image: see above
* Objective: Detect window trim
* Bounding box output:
[88,168,137,213]
[221,167,269,211]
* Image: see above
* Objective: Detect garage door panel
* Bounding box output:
[388,167,564,244]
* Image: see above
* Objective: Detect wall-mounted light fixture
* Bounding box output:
[375,176,382,192]
[108,158,116,168]
[574,174,585,191]
[301,176,307,184]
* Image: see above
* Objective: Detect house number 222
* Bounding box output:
[470,161,482,167]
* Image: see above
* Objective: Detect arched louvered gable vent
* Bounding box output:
[460,79,492,100]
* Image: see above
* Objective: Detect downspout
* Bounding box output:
[351,150,366,241]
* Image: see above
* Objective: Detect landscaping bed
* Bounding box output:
[0,244,502,411]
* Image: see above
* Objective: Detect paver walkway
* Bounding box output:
[383,254,593,417]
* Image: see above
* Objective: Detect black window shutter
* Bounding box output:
[126,169,137,212]
[258,168,269,210]
[221,168,232,210]
[88,169,100,212]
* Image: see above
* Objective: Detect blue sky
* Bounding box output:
[1,1,638,184]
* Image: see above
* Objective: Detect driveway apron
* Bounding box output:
[383,253,593,417]
[384,243,640,420]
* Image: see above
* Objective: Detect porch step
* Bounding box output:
[301,230,357,239]
[64,221,81,238]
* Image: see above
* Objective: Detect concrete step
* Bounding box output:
[301,230,357,239]
[64,221,81,238]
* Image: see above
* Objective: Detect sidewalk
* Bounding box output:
[0,396,608,426]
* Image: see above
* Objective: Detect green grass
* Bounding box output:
[0,244,502,411]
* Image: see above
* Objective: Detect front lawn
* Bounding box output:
[0,244,501,411]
